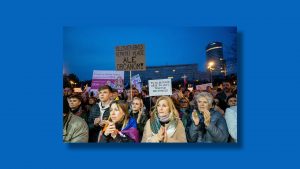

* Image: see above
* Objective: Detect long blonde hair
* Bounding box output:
[152,96,179,121]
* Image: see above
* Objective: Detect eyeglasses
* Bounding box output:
[131,102,140,105]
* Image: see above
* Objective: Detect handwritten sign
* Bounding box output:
[115,44,146,71]
[148,79,172,96]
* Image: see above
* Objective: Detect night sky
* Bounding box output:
[63,26,236,81]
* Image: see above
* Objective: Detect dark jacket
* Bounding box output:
[87,103,110,142]
[189,110,229,143]
[99,117,139,143]
[216,91,230,111]
[180,108,193,142]
[63,113,89,143]
[129,108,149,141]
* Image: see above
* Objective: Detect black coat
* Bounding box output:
[87,104,110,142]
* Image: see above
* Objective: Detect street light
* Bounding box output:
[208,61,214,68]
[207,61,215,83]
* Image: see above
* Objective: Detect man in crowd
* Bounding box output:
[111,88,120,101]
[63,100,89,143]
[87,85,112,142]
[216,79,233,111]
[67,93,88,122]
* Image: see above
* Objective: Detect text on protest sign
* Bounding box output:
[196,83,213,91]
[115,44,146,71]
[91,70,124,92]
[148,79,172,96]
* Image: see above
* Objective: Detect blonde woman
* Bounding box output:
[129,97,149,141]
[142,96,187,143]
[98,100,139,143]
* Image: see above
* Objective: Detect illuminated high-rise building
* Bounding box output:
[206,42,226,76]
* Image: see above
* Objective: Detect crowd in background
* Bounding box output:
[63,79,237,143]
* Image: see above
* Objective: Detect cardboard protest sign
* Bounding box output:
[115,44,146,71]
[148,79,172,96]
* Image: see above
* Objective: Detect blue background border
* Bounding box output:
[1,0,299,169]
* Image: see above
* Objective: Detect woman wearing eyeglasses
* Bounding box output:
[141,96,187,143]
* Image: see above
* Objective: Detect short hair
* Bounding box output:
[226,95,237,104]
[194,92,214,106]
[111,88,118,93]
[67,93,82,102]
[98,85,112,93]
[223,79,232,85]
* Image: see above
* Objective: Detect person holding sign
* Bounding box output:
[189,92,229,143]
[98,100,139,143]
[141,96,187,143]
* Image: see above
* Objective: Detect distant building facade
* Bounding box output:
[124,64,210,87]
[225,57,237,75]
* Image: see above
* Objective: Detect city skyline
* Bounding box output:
[63,26,237,81]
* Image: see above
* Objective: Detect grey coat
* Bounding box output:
[63,113,89,143]
[189,110,229,143]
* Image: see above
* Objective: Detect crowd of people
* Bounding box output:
[63,79,237,143]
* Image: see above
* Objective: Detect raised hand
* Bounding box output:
[192,109,200,126]
[157,126,165,142]
[202,109,211,126]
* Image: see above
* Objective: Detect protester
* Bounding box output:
[178,97,191,124]
[142,96,187,143]
[141,89,151,112]
[224,94,237,142]
[64,87,73,97]
[63,101,88,143]
[99,100,139,143]
[85,96,97,113]
[206,86,217,97]
[212,98,225,116]
[178,97,192,142]
[87,85,112,142]
[216,80,233,111]
[225,105,237,142]
[129,97,149,141]
[226,95,237,107]
[189,92,229,143]
[67,94,88,122]
[111,88,120,101]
